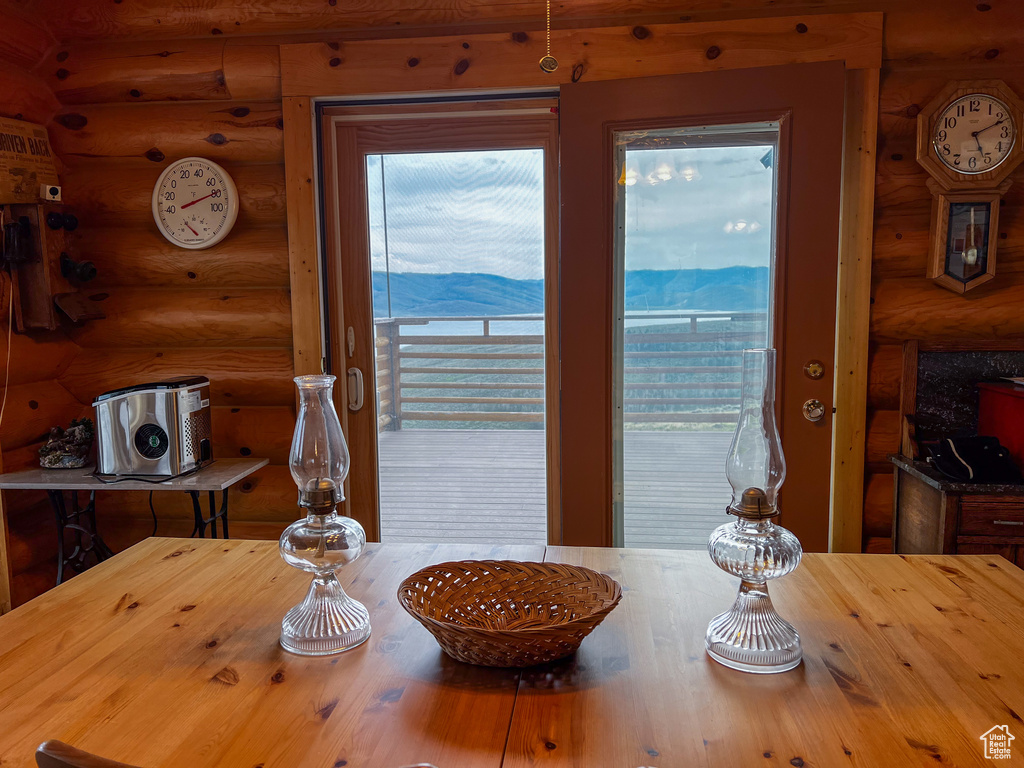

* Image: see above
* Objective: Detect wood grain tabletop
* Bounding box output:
[0,539,1022,767]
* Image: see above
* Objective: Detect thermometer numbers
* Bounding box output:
[152,158,238,250]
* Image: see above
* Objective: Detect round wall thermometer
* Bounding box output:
[151,157,239,249]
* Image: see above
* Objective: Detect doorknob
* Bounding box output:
[802,399,826,422]
[347,367,364,412]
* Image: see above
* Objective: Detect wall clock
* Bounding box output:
[151,157,238,249]
[917,81,1024,293]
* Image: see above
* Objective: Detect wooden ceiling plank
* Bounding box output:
[33,0,870,43]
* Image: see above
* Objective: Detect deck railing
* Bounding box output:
[374,311,767,430]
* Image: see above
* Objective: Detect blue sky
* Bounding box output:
[366,144,775,281]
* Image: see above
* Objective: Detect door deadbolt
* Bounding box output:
[803,360,825,380]
[802,399,826,422]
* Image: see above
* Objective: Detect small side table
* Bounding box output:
[0,458,268,585]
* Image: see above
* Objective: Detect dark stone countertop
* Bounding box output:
[889,454,1024,495]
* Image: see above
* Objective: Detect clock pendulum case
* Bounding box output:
[916,80,1024,293]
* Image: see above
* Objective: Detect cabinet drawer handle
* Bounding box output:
[992,519,1024,526]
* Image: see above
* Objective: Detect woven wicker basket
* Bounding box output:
[397,560,622,667]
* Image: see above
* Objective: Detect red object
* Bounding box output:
[978,382,1024,470]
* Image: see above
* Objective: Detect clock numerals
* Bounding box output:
[932,93,1015,175]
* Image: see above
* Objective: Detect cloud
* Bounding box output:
[365,142,776,280]
[367,150,546,280]
[622,145,775,271]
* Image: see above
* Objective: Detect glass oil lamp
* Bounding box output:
[705,349,803,673]
[279,374,371,655]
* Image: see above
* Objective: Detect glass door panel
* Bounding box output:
[612,125,778,548]
[558,63,844,550]
[364,149,548,544]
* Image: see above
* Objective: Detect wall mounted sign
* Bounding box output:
[0,117,59,204]
[917,80,1023,293]
[151,157,239,249]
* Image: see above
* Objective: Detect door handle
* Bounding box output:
[347,367,364,412]
[802,399,826,422]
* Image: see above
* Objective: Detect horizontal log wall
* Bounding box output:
[33,36,298,572]
[7,0,1022,579]
[864,2,1024,554]
[0,4,84,612]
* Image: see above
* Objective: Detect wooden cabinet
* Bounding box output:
[891,456,1024,566]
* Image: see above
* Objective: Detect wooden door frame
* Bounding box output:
[320,105,559,542]
[281,12,882,551]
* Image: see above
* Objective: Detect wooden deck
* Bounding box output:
[378,429,733,549]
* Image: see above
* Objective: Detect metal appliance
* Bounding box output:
[93,376,212,477]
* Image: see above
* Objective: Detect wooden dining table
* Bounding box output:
[0,538,1022,767]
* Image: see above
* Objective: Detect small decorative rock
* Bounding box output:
[39,417,94,468]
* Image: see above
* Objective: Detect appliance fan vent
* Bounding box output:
[134,423,169,460]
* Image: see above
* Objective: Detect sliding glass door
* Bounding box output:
[323,101,558,543]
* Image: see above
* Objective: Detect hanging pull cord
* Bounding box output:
[539,0,558,73]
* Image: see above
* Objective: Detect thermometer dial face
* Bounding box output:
[151,157,238,249]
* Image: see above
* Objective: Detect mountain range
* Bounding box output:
[371,266,769,317]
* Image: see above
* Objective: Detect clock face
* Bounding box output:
[932,93,1016,175]
[151,157,239,249]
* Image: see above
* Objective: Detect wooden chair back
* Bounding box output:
[35,741,142,768]
[36,741,439,768]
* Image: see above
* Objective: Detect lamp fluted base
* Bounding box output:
[280,571,371,656]
[705,580,801,674]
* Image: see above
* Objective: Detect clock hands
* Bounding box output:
[972,117,1006,139]
[180,192,216,209]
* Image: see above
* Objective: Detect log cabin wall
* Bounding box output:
[1,0,1019,578]
[864,2,1024,554]
[0,2,89,610]
[40,42,296,564]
